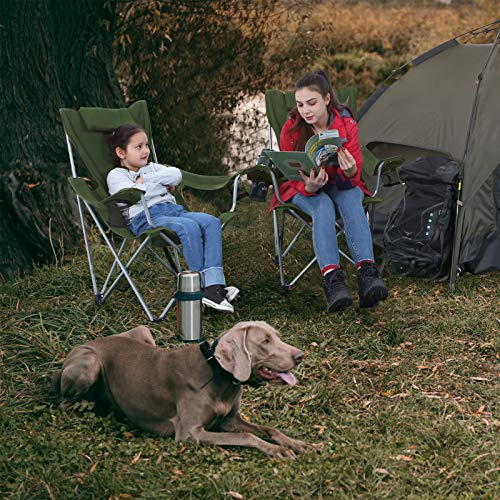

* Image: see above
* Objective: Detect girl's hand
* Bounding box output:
[299,166,328,193]
[135,175,144,185]
[337,148,357,178]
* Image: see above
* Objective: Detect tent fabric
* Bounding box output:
[358,38,500,275]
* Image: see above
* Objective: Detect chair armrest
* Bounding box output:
[372,156,405,196]
[101,187,144,206]
[103,189,160,228]
[241,164,277,185]
[380,156,404,175]
[179,169,244,227]
[68,177,105,209]
[180,169,234,191]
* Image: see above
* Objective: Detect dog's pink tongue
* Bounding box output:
[276,371,297,386]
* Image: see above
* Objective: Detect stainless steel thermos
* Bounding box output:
[175,270,203,342]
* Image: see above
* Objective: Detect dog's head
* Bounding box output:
[214,321,304,385]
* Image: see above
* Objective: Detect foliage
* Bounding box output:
[1,198,498,498]
[113,0,279,176]
[266,0,496,103]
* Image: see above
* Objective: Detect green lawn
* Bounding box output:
[1,198,498,498]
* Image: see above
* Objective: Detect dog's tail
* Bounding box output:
[50,369,63,397]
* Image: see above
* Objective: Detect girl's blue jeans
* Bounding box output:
[130,203,225,287]
[291,185,374,270]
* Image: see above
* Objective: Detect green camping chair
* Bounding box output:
[60,100,242,321]
[261,88,402,289]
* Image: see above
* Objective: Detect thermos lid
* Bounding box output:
[177,270,201,293]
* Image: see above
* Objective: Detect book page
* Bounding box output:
[305,129,343,167]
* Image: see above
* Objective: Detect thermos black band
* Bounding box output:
[174,291,203,301]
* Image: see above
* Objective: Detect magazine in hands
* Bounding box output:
[262,129,346,181]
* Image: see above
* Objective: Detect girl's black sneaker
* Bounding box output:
[202,285,234,313]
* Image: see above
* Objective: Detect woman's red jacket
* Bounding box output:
[269,107,369,211]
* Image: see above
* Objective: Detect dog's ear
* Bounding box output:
[215,323,252,382]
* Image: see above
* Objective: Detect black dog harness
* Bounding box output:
[199,339,263,388]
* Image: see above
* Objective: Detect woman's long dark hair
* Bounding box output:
[108,123,145,168]
[288,70,344,151]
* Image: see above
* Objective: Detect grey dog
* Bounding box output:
[51,321,316,458]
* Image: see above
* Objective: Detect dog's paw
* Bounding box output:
[278,437,320,454]
[262,443,298,459]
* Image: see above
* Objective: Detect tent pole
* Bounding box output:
[449,26,500,293]
[449,182,463,294]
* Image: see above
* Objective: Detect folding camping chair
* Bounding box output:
[260,88,402,289]
[60,100,242,321]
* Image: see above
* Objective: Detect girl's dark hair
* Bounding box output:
[108,123,145,168]
[288,70,344,151]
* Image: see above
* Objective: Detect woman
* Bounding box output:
[270,70,388,312]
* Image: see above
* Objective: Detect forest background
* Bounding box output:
[0,0,497,279]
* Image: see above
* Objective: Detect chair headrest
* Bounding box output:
[80,107,137,132]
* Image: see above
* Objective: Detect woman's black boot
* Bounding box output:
[323,269,353,312]
[357,262,388,308]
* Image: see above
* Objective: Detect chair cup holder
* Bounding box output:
[250,181,268,202]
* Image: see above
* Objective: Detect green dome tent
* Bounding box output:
[358,21,500,291]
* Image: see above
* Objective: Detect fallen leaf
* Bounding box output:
[299,394,317,404]
[422,392,442,399]
[130,452,141,464]
[226,492,244,499]
[89,462,98,474]
[394,455,412,462]
[390,393,410,399]
[172,468,184,477]
[313,425,327,436]
[374,468,390,475]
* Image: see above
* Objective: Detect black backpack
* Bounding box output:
[383,156,461,280]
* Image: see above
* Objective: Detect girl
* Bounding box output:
[270,70,388,312]
[107,124,238,313]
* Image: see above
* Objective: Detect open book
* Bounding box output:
[262,129,345,181]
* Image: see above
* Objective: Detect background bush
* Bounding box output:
[112,0,496,176]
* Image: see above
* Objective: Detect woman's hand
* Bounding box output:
[299,166,328,193]
[135,175,144,185]
[338,148,357,178]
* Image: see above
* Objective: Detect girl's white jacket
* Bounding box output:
[107,162,182,220]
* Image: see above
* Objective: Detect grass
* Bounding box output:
[0,196,498,499]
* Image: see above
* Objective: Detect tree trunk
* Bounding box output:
[0,0,124,280]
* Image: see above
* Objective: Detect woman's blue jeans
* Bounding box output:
[291,185,374,270]
[130,203,225,287]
